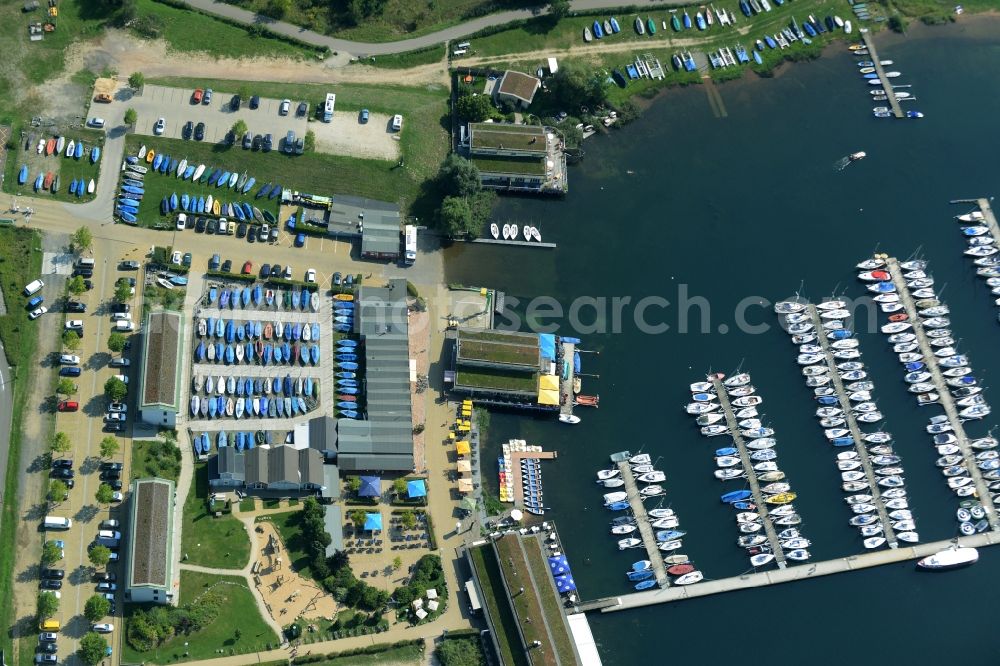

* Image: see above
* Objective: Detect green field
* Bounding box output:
[181,463,251,569]
[135,0,321,60]
[455,369,537,392]
[0,229,43,660]
[5,128,105,202]
[146,77,449,215]
[121,570,280,664]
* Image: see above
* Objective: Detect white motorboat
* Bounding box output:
[658,540,683,552]
[686,402,720,415]
[637,471,666,484]
[640,485,665,497]
[785,549,811,561]
[673,571,704,585]
[650,517,679,529]
[601,478,624,488]
[509,224,519,240]
[490,223,499,239]
[863,536,887,549]
[724,373,751,387]
[750,553,774,567]
[604,491,628,504]
[502,223,511,239]
[917,545,978,570]
[618,538,642,550]
[647,508,675,519]
[611,524,636,535]
[714,469,745,480]
[896,531,919,543]
[597,469,620,480]
[631,465,655,474]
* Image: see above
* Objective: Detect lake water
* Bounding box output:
[446,18,1000,665]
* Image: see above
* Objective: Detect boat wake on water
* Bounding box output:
[835,151,867,171]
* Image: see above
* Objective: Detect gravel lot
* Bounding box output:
[310,110,401,161]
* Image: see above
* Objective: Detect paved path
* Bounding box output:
[182,0,688,57]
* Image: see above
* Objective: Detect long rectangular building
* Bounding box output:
[126,478,176,604]
[139,311,183,428]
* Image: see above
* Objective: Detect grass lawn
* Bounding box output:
[121,570,280,664]
[469,545,527,666]
[520,536,575,663]
[4,128,105,202]
[455,369,537,392]
[309,643,425,665]
[357,45,445,69]
[0,229,43,659]
[135,0,321,60]
[495,536,553,666]
[240,497,257,511]
[181,463,251,569]
[147,77,449,214]
[458,340,538,366]
[130,437,182,482]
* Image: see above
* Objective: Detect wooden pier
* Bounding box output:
[885,257,1000,531]
[559,340,577,421]
[574,532,1000,613]
[807,305,898,548]
[959,198,1000,246]
[710,376,787,568]
[471,238,557,249]
[860,31,904,119]
[510,451,557,509]
[616,461,670,588]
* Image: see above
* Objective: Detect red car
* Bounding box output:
[57,401,79,412]
[192,88,204,104]
[241,261,252,275]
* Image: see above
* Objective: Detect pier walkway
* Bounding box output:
[510,451,557,509]
[954,198,1000,247]
[559,340,577,420]
[807,305,898,548]
[470,238,557,249]
[886,257,1000,531]
[710,377,787,568]
[616,461,669,588]
[576,532,1000,613]
[860,31,903,119]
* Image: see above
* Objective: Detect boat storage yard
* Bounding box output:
[567,243,1000,615]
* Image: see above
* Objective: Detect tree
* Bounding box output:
[71,226,93,252]
[56,378,78,396]
[393,477,408,497]
[50,431,71,455]
[400,510,417,530]
[436,638,486,666]
[41,541,62,566]
[124,107,137,125]
[48,479,68,503]
[88,545,111,568]
[263,0,289,18]
[62,330,82,351]
[437,154,481,198]
[438,196,474,238]
[548,0,570,21]
[304,130,315,153]
[236,85,251,103]
[231,119,248,139]
[455,94,496,123]
[96,483,115,504]
[128,71,144,89]
[67,275,86,295]
[392,556,402,572]
[348,509,367,529]
[105,376,127,402]
[548,62,607,110]
[100,436,119,459]
[37,591,59,618]
[107,332,127,353]
[345,476,361,494]
[888,14,907,33]
[114,280,133,303]
[78,632,109,665]
[84,595,111,622]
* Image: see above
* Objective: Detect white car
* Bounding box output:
[65,320,83,330]
[29,306,48,320]
[87,117,106,128]
[171,250,182,265]
[111,491,123,502]
[176,213,187,231]
[153,118,165,135]
[283,266,292,279]
[305,268,316,283]
[279,99,290,115]
[59,354,80,365]
[92,623,114,633]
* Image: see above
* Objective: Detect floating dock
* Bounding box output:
[471,238,557,249]
[860,32,904,119]
[885,257,1000,531]
[510,451,557,509]
[559,339,577,422]
[576,532,1000,613]
[953,198,1000,247]
[710,376,787,568]
[807,305,899,548]
[616,461,670,588]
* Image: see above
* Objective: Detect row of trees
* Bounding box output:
[434,155,496,239]
[127,590,223,651]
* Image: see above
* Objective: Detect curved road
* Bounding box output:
[181,0,686,57]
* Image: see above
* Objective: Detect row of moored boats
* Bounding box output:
[687,374,811,566]
[775,298,917,547]
[953,207,1000,323]
[489,223,542,242]
[850,44,924,119]
[599,453,704,588]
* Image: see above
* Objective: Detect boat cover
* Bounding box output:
[539,333,557,361]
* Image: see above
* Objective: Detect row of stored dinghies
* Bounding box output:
[191,429,276,454]
[206,284,321,313]
[190,390,316,420]
[195,321,322,366]
[600,452,704,589]
[136,145,281,200]
[952,206,1000,323]
[20,137,99,196]
[489,223,542,242]
[775,297,918,548]
[859,254,998,531]
[689,373,812,566]
[118,159,148,224]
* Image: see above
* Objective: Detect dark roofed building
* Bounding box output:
[210,446,327,496]
[494,70,541,108]
[324,194,401,260]
[139,311,183,428]
[208,446,245,487]
[308,416,338,458]
[126,478,175,604]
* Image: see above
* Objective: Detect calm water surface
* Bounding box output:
[446,19,1000,665]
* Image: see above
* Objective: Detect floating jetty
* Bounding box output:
[616,460,670,588]
[884,257,1000,531]
[860,32,904,119]
[805,305,899,548]
[710,375,787,568]
[471,238,557,249]
[575,532,1000,613]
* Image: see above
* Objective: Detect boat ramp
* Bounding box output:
[884,257,1000,531]
[710,376,787,568]
[806,305,898,548]
[860,31,904,119]
[575,532,1000,613]
[616,460,670,588]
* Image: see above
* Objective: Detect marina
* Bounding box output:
[614,459,670,588]
[879,257,999,530]
[859,31,904,119]
[950,199,1000,313]
[708,375,788,568]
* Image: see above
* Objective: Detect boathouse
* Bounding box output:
[468,122,568,194]
[493,70,541,108]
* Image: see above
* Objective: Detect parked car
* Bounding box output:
[183,252,192,267]
[100,469,121,481]
[305,268,316,283]
[58,367,81,377]
[59,354,80,365]
[250,95,260,109]
[283,265,293,279]
[65,301,86,313]
[171,250,182,265]
[100,461,124,471]
[104,413,125,423]
[231,94,241,110]
[92,623,114,634]
[57,400,79,412]
[271,264,282,277]
[100,518,120,528]
[29,306,47,320]
[257,225,269,242]
[360,108,369,123]
[192,88,203,104]
[87,117,105,128]
[153,117,165,135]
[95,572,117,582]
[252,134,262,151]
[296,101,308,117]
[221,259,233,273]
[262,133,273,152]
[392,114,403,131]
[206,218,218,234]
[260,264,271,279]
[40,579,62,590]
[236,222,247,238]
[182,121,193,140]
[294,137,304,155]
[270,227,279,242]
[284,130,296,154]
[333,272,342,286]
[209,254,220,270]
[51,459,73,469]
[65,320,83,331]
[294,233,306,248]
[120,260,140,270]
[96,582,117,592]
[203,88,213,104]
[103,422,124,433]
[109,357,130,368]
[242,261,253,275]
[25,296,43,311]
[194,122,205,141]
[195,217,207,233]
[50,468,74,480]
[41,569,64,580]
[34,654,57,663]
[83,280,93,291]
[279,99,290,115]
[242,131,252,149]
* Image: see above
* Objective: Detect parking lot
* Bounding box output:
[128,85,308,147]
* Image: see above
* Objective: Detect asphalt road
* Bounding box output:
[181,0,690,57]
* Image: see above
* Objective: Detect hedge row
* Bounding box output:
[290,639,424,664]
[205,270,255,283]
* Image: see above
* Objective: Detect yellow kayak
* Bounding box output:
[212,200,221,216]
[334,294,354,301]
[765,492,797,505]
[145,149,155,164]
